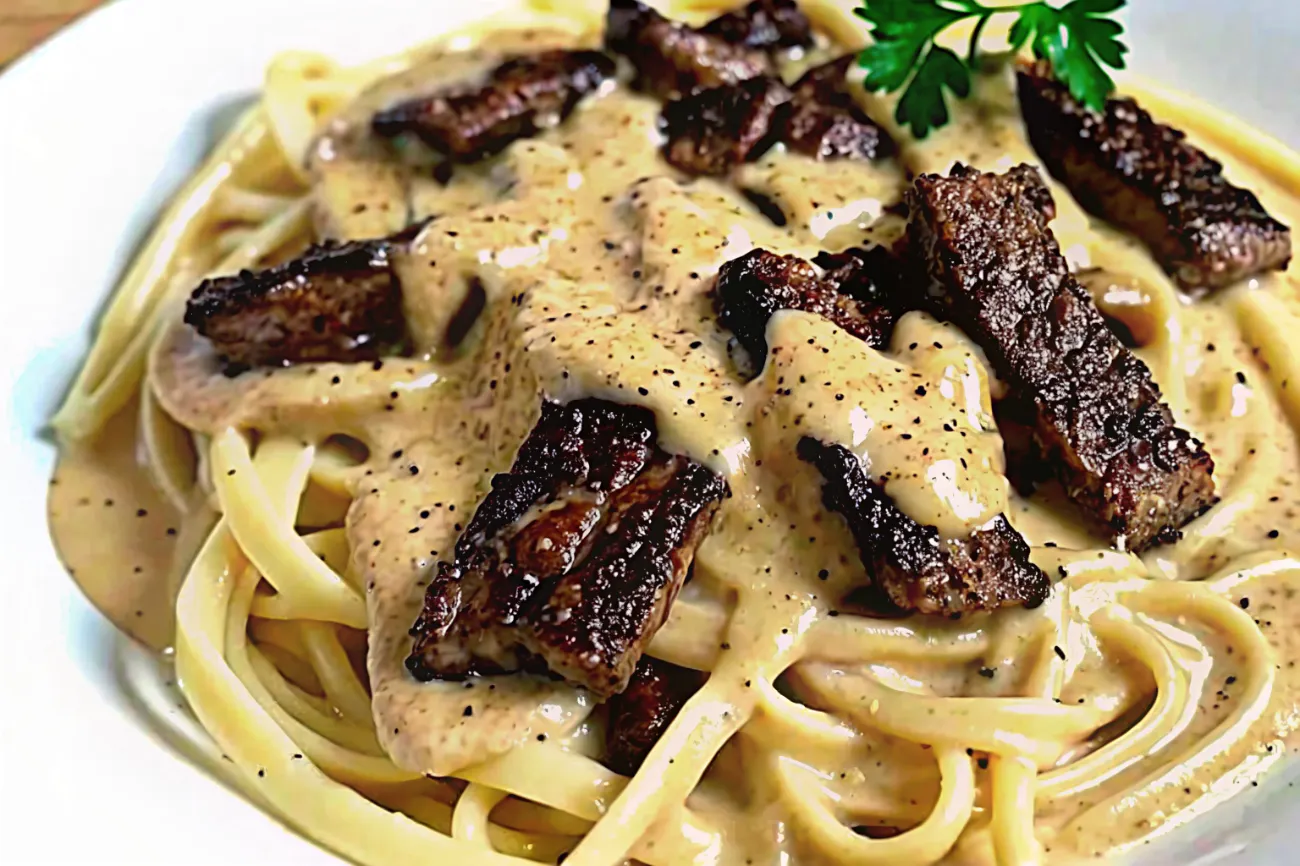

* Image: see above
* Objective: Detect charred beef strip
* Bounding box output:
[407,399,727,698]
[371,50,615,162]
[605,0,771,99]
[798,438,1050,614]
[783,55,894,161]
[605,657,706,775]
[660,55,893,176]
[713,247,896,376]
[1017,61,1291,292]
[184,240,405,374]
[661,76,792,175]
[907,164,1216,550]
[698,0,813,51]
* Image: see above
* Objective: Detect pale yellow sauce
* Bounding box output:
[48,13,1300,866]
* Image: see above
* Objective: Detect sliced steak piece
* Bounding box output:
[783,55,894,161]
[799,438,1049,614]
[407,399,727,698]
[1017,61,1291,292]
[713,247,896,376]
[605,0,771,99]
[661,76,791,175]
[698,0,814,50]
[605,657,705,775]
[371,50,615,162]
[907,164,1217,550]
[184,240,405,374]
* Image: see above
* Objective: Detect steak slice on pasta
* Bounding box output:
[605,0,772,100]
[371,49,615,162]
[713,247,897,376]
[605,656,705,774]
[407,398,727,698]
[1017,60,1291,292]
[184,239,406,374]
[798,437,1050,615]
[907,163,1217,550]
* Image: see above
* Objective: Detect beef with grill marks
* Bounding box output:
[605,656,705,774]
[661,76,792,175]
[1017,60,1291,292]
[783,54,894,161]
[407,399,727,698]
[798,438,1050,615]
[605,0,771,100]
[713,247,897,377]
[698,0,813,50]
[184,240,406,374]
[907,163,1217,550]
[371,50,615,162]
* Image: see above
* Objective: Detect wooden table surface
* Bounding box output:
[0,0,104,67]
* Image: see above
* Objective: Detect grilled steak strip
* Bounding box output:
[407,399,727,698]
[907,164,1216,550]
[798,438,1050,614]
[1017,61,1291,292]
[660,53,894,177]
[184,240,405,374]
[783,55,894,161]
[605,0,771,99]
[713,247,897,376]
[371,50,615,162]
[698,0,813,50]
[605,657,706,775]
[661,77,792,175]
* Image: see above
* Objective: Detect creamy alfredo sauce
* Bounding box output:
[49,15,1300,866]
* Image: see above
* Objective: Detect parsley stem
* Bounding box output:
[967,13,991,66]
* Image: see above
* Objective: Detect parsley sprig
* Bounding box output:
[854,0,1128,138]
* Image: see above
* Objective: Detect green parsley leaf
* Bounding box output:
[855,0,1127,138]
[894,45,971,139]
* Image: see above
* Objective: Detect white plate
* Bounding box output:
[0,1,1296,863]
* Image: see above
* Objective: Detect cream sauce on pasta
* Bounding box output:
[48,5,1300,864]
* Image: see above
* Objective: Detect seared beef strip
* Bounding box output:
[698,0,813,50]
[907,164,1216,550]
[1017,61,1291,292]
[661,76,792,175]
[605,656,705,775]
[407,399,727,698]
[713,247,896,376]
[799,438,1050,614]
[605,0,771,99]
[660,54,893,177]
[783,55,894,161]
[371,50,615,162]
[184,240,405,374]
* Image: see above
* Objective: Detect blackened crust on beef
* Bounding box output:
[783,55,894,161]
[798,438,1050,614]
[907,164,1217,550]
[371,50,614,162]
[184,240,405,374]
[713,248,896,377]
[605,657,705,775]
[1017,61,1291,292]
[605,0,770,99]
[661,77,791,175]
[698,0,813,50]
[407,399,727,698]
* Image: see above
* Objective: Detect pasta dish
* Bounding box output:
[46,0,1300,863]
